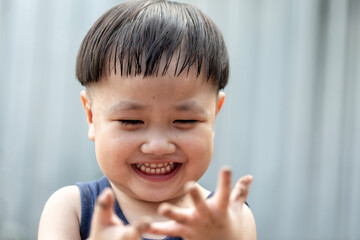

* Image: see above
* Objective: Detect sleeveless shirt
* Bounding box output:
[76,176,214,240]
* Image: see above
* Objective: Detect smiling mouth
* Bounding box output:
[133,162,179,175]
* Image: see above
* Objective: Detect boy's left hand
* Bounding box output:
[147,168,257,240]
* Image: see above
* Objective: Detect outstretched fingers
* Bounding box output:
[158,203,190,224]
[230,175,253,204]
[90,188,150,240]
[92,188,122,228]
[133,218,151,233]
[118,219,150,240]
[214,167,232,211]
[186,182,213,218]
[89,188,123,239]
[148,220,186,237]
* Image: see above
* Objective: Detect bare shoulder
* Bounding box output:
[241,204,257,240]
[38,185,81,240]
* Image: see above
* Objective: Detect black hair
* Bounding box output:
[76,0,229,91]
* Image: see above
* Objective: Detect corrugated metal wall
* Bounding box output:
[0,0,359,239]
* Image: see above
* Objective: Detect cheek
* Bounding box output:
[180,129,214,181]
[94,127,140,165]
[106,135,139,154]
[181,128,214,160]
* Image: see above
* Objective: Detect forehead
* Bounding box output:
[88,62,218,111]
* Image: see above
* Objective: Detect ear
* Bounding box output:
[80,90,95,141]
[216,91,226,116]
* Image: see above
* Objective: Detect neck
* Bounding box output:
[109,182,210,223]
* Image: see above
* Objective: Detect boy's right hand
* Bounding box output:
[88,188,149,240]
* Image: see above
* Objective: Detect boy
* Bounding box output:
[38,0,257,239]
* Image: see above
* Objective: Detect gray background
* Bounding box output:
[0,0,359,239]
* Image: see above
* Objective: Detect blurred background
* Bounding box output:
[0,0,359,239]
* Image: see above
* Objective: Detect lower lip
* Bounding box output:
[131,163,182,182]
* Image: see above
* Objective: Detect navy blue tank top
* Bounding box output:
[76,176,214,240]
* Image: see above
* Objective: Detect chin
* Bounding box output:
[134,188,184,203]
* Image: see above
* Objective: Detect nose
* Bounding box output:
[140,134,176,155]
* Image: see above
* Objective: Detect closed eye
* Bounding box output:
[119,120,144,126]
[173,120,197,124]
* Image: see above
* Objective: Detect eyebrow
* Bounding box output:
[107,100,148,114]
[106,100,208,116]
[175,101,208,115]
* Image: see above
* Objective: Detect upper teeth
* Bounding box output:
[135,162,176,175]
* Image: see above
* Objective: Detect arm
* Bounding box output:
[148,168,257,240]
[38,186,82,240]
[38,186,149,240]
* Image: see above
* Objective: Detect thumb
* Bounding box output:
[91,188,123,232]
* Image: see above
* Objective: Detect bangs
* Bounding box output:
[76,0,229,90]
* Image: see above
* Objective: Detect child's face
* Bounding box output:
[81,64,225,202]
